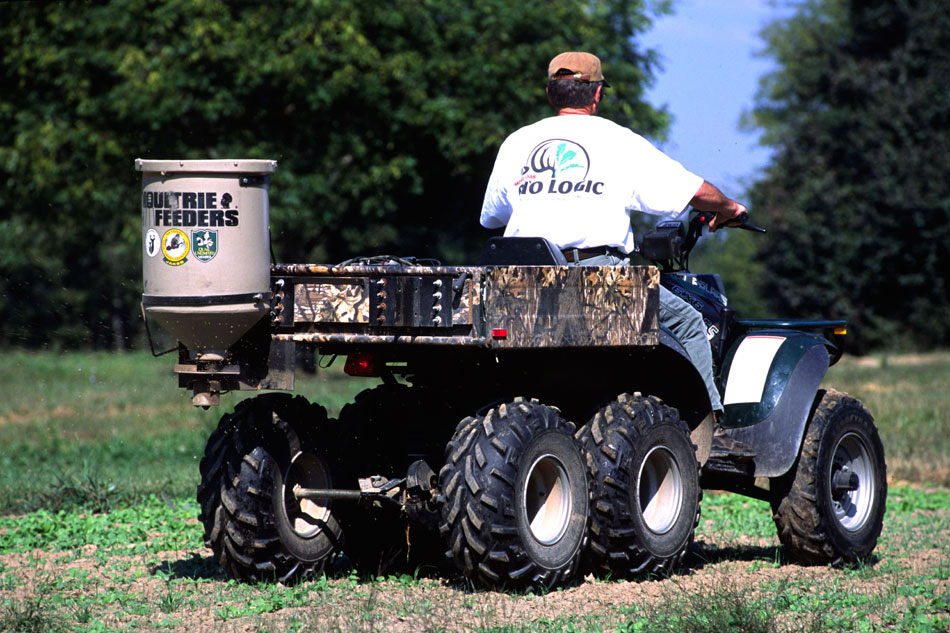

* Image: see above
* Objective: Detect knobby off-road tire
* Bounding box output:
[334,383,443,577]
[580,393,701,579]
[438,398,589,591]
[770,389,886,566]
[197,393,343,583]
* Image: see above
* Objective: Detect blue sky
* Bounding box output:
[638,1,795,201]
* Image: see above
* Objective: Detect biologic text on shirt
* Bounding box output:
[516,139,604,196]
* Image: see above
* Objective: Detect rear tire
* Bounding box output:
[770,389,886,566]
[196,394,343,583]
[438,398,589,590]
[580,393,700,578]
[334,384,438,576]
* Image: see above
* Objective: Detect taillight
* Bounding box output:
[344,352,378,376]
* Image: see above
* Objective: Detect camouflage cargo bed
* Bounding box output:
[271,264,659,350]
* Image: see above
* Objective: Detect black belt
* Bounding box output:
[560,246,625,263]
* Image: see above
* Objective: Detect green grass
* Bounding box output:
[0,485,945,632]
[822,351,950,486]
[0,349,376,514]
[0,349,948,632]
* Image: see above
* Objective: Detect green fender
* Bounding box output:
[717,330,833,478]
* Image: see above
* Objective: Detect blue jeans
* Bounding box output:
[571,253,723,413]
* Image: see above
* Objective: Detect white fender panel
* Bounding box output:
[722,335,786,405]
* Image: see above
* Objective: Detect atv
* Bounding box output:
[137,159,886,589]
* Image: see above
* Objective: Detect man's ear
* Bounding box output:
[546,85,555,108]
[590,84,603,113]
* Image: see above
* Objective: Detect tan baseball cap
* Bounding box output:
[548,51,608,84]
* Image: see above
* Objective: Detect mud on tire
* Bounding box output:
[196,393,343,583]
[580,393,701,579]
[438,398,589,591]
[770,389,886,566]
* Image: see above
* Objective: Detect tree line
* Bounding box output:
[0,0,669,349]
[746,0,950,351]
[2,0,948,353]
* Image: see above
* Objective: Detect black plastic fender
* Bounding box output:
[656,326,715,465]
[656,326,714,417]
[718,331,831,478]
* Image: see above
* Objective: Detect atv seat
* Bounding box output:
[477,237,568,266]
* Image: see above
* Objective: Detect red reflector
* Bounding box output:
[344,353,377,376]
[491,328,508,339]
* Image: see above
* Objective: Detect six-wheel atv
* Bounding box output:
[137,159,886,589]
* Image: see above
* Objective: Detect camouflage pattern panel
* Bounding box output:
[276,332,489,347]
[273,264,483,278]
[484,266,659,349]
[451,272,479,326]
[294,279,369,324]
[283,265,484,332]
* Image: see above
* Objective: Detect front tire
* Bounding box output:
[770,389,886,566]
[196,394,343,583]
[580,393,701,579]
[438,398,589,591]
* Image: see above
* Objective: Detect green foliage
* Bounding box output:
[0,495,201,553]
[618,585,778,633]
[747,0,950,352]
[824,352,950,486]
[0,0,671,349]
[0,594,68,633]
[0,349,372,514]
[689,230,770,317]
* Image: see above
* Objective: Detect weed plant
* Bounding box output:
[0,594,67,633]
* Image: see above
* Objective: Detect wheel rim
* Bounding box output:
[523,453,572,545]
[637,446,683,535]
[829,431,876,532]
[282,451,331,538]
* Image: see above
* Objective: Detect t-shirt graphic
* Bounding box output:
[516,139,604,197]
[480,115,704,253]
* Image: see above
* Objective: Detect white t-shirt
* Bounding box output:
[480,115,704,253]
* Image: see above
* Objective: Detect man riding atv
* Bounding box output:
[480,51,748,445]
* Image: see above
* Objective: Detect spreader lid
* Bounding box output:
[135,159,277,174]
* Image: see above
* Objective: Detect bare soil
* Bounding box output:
[3,506,947,633]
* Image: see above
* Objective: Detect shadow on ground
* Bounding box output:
[150,541,876,588]
[687,541,783,568]
[686,541,880,571]
[152,553,223,581]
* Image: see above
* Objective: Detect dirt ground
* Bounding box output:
[2,505,947,633]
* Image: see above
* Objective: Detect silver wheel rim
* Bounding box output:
[830,432,875,532]
[282,452,331,538]
[523,454,572,545]
[638,446,683,535]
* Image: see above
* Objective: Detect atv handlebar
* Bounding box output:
[681,210,766,266]
[693,211,767,234]
[641,209,767,272]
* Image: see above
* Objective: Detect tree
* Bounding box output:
[689,230,769,318]
[747,0,950,351]
[0,0,671,349]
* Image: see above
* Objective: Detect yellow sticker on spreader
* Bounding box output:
[161,228,189,266]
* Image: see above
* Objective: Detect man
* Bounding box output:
[480,51,748,421]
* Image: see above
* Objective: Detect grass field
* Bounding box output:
[0,350,948,632]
